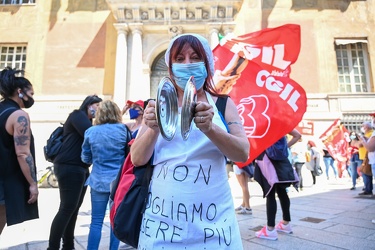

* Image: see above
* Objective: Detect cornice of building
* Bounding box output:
[105,0,244,25]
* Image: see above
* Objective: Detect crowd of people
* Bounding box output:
[1,33,375,248]
[288,120,375,196]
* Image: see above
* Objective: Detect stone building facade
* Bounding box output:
[0,0,374,166]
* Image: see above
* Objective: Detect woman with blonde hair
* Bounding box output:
[81,100,130,250]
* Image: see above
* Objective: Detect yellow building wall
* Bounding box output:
[0,4,46,94]
[42,1,112,96]
[0,1,115,97]
[103,14,117,96]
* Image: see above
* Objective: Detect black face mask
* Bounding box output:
[22,93,35,109]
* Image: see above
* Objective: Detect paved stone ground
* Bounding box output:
[1,168,375,250]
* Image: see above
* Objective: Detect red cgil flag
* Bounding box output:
[212,24,307,167]
[319,119,350,163]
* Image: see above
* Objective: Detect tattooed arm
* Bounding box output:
[6,110,39,204]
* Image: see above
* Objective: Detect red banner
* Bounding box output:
[213,24,307,167]
[319,119,350,162]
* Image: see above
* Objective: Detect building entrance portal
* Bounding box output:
[150,51,168,99]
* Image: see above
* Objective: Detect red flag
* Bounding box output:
[296,120,314,136]
[213,24,307,167]
[319,119,350,162]
[218,24,301,76]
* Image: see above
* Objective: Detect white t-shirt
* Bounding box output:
[138,92,243,249]
[367,131,375,164]
[291,141,307,164]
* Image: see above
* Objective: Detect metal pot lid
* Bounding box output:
[181,76,197,140]
[156,77,178,141]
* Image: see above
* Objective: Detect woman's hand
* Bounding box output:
[194,101,214,133]
[143,100,160,132]
[121,103,130,115]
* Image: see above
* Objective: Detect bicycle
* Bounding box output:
[37,166,58,188]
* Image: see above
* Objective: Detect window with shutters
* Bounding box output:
[335,39,371,93]
[0,45,27,72]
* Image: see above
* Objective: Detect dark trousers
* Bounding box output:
[48,164,89,250]
[266,184,291,227]
[362,173,373,193]
[310,171,316,184]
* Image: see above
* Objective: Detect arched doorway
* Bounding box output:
[150,51,168,99]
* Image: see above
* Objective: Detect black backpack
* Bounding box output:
[43,124,64,162]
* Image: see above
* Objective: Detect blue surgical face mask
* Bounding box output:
[129,108,140,119]
[350,135,356,140]
[172,62,208,90]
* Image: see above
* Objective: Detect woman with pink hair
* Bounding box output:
[306,140,322,185]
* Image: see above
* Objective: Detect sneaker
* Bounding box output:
[235,205,244,211]
[237,207,252,215]
[350,187,356,190]
[255,226,278,240]
[275,221,293,234]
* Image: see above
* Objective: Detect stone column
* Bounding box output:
[222,24,235,36]
[129,24,146,101]
[209,27,220,49]
[113,23,128,107]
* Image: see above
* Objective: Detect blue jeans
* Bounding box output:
[350,156,362,187]
[87,189,120,250]
[293,162,304,188]
[323,157,337,179]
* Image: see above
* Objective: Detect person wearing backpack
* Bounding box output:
[0,67,38,235]
[47,94,102,250]
[81,100,130,250]
[305,140,322,185]
[131,34,249,249]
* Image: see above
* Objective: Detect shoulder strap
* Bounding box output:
[0,107,17,118]
[124,125,133,156]
[215,96,229,133]
[215,96,228,118]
